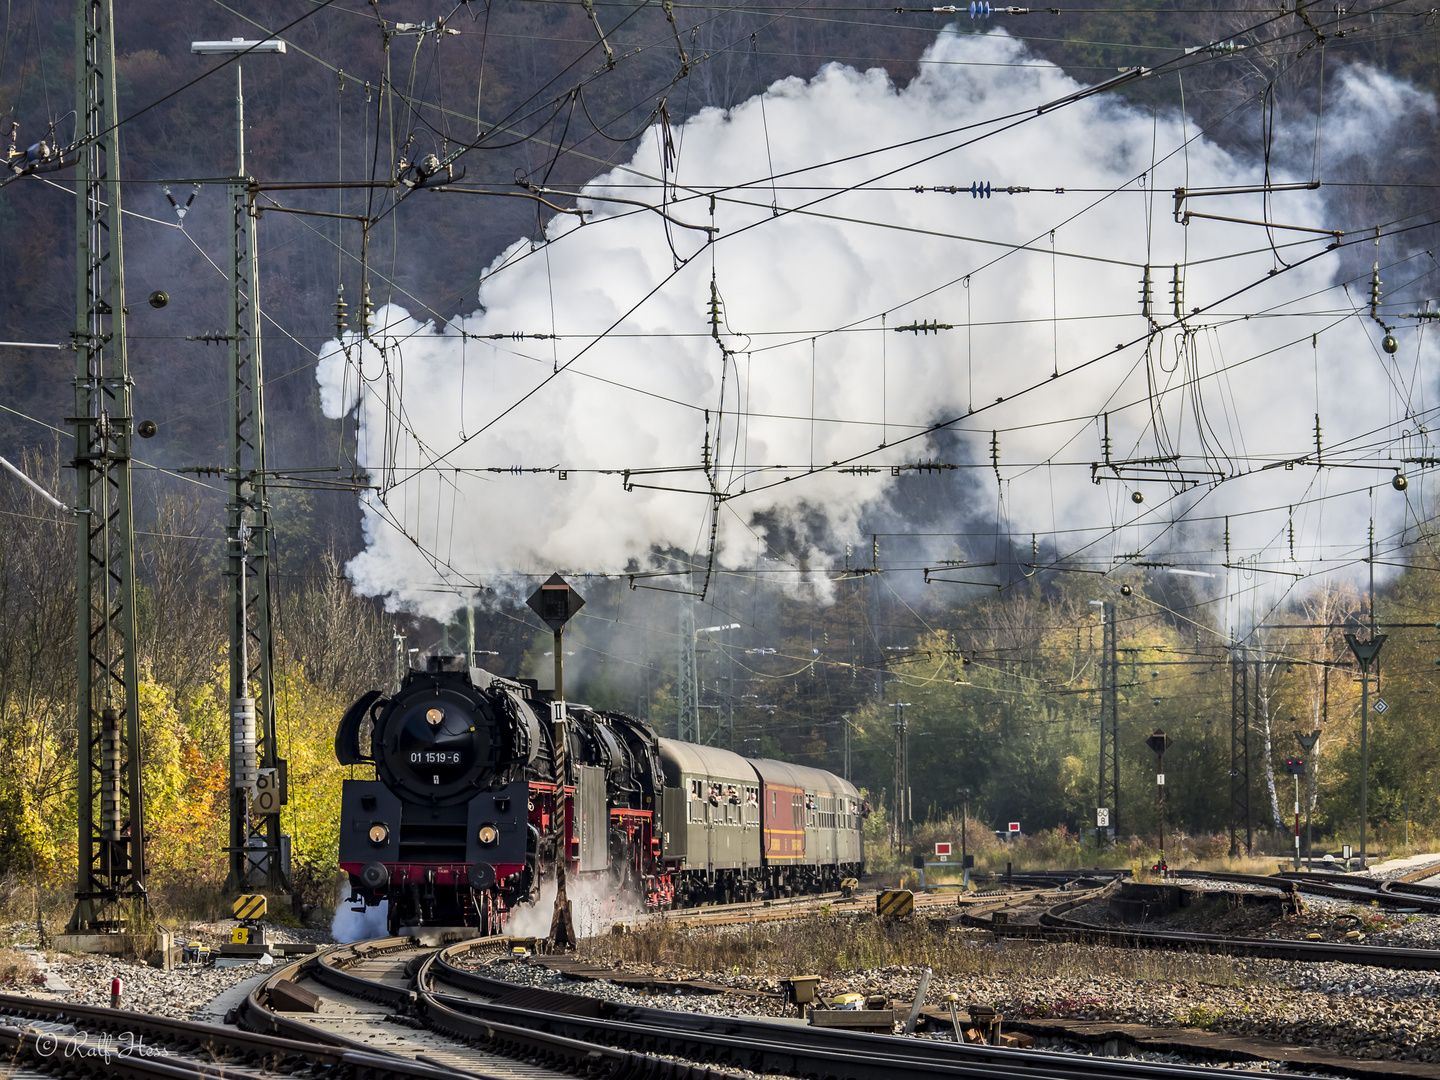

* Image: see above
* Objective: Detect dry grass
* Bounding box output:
[149,881,244,926]
[0,948,37,987]
[0,874,284,953]
[1173,854,1287,876]
[579,913,1273,987]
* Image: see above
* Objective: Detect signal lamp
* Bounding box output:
[478,823,499,846]
[368,823,389,845]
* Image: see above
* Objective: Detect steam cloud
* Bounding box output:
[331,885,389,943]
[503,875,645,939]
[316,31,1438,616]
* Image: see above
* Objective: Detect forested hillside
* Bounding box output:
[2,0,1439,904]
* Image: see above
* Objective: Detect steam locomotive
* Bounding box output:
[336,656,865,934]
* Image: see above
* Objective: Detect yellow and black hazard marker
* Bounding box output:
[232,894,268,921]
[876,889,914,917]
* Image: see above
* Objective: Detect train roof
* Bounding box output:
[750,757,860,799]
[657,739,760,786]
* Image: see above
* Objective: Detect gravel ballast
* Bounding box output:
[468,925,1440,1065]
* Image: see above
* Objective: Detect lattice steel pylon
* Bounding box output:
[68,0,146,932]
[677,603,698,741]
[1229,652,1251,857]
[224,64,286,893]
[1096,601,1119,843]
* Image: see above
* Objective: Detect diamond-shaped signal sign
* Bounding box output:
[526,573,585,630]
[1373,698,1388,714]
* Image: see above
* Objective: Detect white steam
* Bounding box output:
[504,875,644,939]
[331,885,389,943]
[317,31,1438,616]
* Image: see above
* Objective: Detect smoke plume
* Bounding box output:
[316,30,1438,616]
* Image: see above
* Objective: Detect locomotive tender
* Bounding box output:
[336,655,864,933]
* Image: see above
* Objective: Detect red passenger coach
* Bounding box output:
[762,782,805,860]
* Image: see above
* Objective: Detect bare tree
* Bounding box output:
[0,442,77,869]
[277,548,392,698]
[136,493,225,701]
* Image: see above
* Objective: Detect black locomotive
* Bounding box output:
[337,655,864,934]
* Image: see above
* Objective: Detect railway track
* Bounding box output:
[1268,870,1440,913]
[1391,860,1440,885]
[238,937,751,1080]
[0,988,457,1080]
[658,875,1108,930]
[963,874,1440,969]
[420,939,1403,1080]
[226,926,1403,1080]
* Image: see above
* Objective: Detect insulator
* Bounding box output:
[1170,264,1184,319]
[708,277,723,340]
[333,285,348,337]
[970,181,992,198]
[1370,262,1382,311]
[968,1,992,15]
[100,707,123,835]
[231,697,258,789]
[1383,333,1399,354]
[1140,265,1153,320]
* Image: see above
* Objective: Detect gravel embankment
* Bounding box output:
[470,940,1440,1064]
[0,921,334,1021]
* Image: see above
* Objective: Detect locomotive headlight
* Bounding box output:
[368,823,390,845]
[477,823,499,846]
[426,707,444,727]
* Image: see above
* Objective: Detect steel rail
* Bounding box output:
[0,989,350,1071]
[421,945,1281,1080]
[1270,871,1440,913]
[0,1003,455,1080]
[247,937,753,1080]
[1026,887,1440,969]
[1381,878,1440,901]
[1389,861,1440,885]
[0,1022,222,1080]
